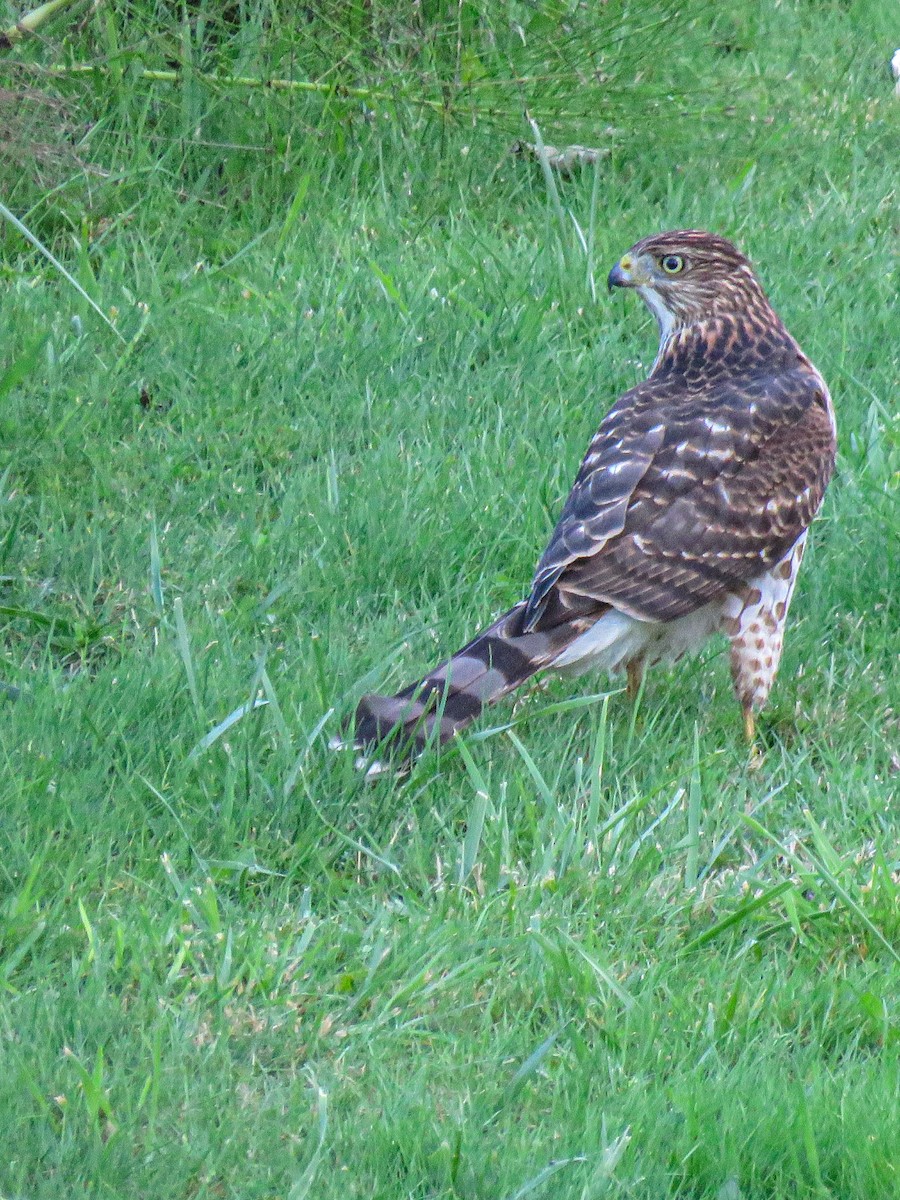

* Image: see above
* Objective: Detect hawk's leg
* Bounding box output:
[742,704,756,744]
[626,657,645,704]
[722,533,807,743]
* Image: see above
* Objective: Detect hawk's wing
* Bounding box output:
[524,365,835,629]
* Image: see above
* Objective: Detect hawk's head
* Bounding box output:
[608,230,773,342]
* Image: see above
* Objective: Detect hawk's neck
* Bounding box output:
[651,311,803,381]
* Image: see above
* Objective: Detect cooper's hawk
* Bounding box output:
[340,230,836,768]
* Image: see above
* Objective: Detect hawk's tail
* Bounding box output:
[346,600,592,763]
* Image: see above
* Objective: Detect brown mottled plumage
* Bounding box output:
[340,231,836,768]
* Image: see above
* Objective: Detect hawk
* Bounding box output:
[341,230,836,768]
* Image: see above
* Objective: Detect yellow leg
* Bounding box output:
[626,658,644,703]
[743,703,765,769]
[742,704,755,744]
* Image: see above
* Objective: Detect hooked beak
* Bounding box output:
[607,255,636,292]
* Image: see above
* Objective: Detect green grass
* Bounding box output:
[1,1,898,1196]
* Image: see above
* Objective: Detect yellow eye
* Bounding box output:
[660,254,684,274]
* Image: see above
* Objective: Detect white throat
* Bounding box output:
[638,286,677,371]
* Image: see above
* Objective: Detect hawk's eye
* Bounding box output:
[660,254,684,274]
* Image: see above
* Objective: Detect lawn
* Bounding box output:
[0,1,898,1196]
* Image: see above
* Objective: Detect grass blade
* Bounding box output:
[684,724,701,891]
[149,518,164,615]
[503,1155,587,1200]
[0,199,125,343]
[506,730,555,808]
[526,116,570,267]
[275,173,311,260]
[173,597,202,720]
[507,1025,568,1093]
[286,1080,328,1200]
[457,738,490,884]
[560,931,635,1009]
[683,881,796,952]
[187,697,269,761]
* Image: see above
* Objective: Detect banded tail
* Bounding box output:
[346,598,603,762]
